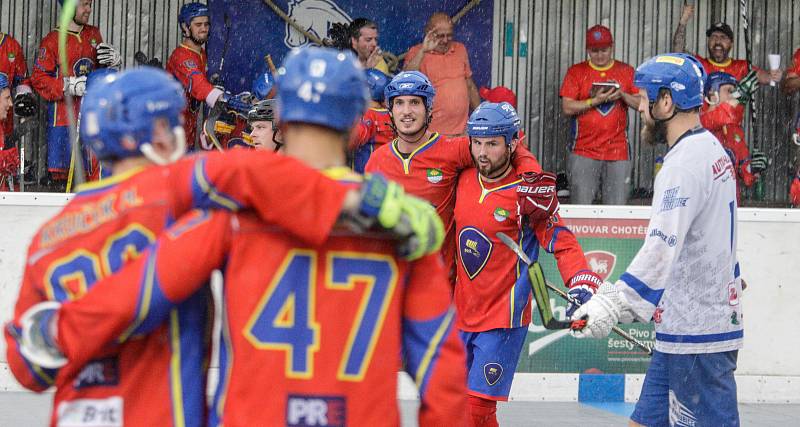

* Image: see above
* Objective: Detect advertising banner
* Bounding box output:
[517,217,656,374]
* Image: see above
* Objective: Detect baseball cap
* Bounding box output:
[479,86,518,109]
[586,25,613,49]
[706,22,734,40]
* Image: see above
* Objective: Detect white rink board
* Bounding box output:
[0,194,798,402]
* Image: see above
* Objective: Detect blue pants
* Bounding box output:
[631,349,739,427]
[459,327,528,401]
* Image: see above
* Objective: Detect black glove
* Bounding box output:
[749,149,769,174]
[13,93,38,118]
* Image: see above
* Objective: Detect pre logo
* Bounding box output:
[287,394,346,427]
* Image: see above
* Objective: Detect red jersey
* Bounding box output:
[365,134,541,283]
[31,26,102,128]
[5,150,350,427]
[695,55,760,81]
[55,170,468,427]
[787,48,800,78]
[559,60,637,161]
[454,168,592,331]
[166,43,216,150]
[700,102,756,201]
[349,107,394,173]
[0,33,30,137]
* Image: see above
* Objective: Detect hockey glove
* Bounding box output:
[566,270,603,317]
[791,174,800,207]
[219,92,253,116]
[749,149,769,174]
[19,301,67,369]
[63,76,87,97]
[357,173,445,260]
[13,93,38,118]
[517,171,559,224]
[96,43,122,68]
[570,281,634,339]
[733,70,758,105]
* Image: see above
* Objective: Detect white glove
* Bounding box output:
[570,281,633,339]
[63,76,87,97]
[19,301,67,369]
[96,43,121,68]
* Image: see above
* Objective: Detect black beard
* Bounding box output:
[641,120,667,146]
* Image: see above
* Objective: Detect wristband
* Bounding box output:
[585,98,593,107]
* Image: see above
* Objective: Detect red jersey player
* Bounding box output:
[350,68,394,173]
[455,102,601,426]
[0,31,34,141]
[31,0,120,184]
[0,74,19,190]
[366,71,541,283]
[7,67,436,427]
[700,72,768,202]
[560,25,640,205]
[21,48,464,427]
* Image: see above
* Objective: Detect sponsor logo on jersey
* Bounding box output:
[584,250,616,280]
[90,38,98,48]
[653,307,664,323]
[284,0,352,48]
[56,396,123,427]
[595,99,616,116]
[73,357,120,389]
[493,207,509,222]
[728,281,739,306]
[73,57,95,77]
[182,58,198,70]
[668,389,697,427]
[286,394,346,427]
[712,154,735,181]
[730,311,739,325]
[8,52,15,62]
[649,228,677,247]
[458,227,492,279]
[426,168,443,183]
[659,186,689,212]
[484,363,503,386]
[38,47,47,62]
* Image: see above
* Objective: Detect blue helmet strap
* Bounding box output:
[388,98,432,145]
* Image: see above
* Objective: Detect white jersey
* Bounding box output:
[617,128,741,354]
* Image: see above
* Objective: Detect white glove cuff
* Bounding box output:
[206,88,224,108]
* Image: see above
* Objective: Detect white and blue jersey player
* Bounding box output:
[571,53,742,427]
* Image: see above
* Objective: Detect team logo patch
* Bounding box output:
[284,0,352,48]
[493,207,510,222]
[73,357,120,389]
[595,100,616,116]
[653,307,664,323]
[728,281,739,306]
[584,250,616,281]
[182,59,198,70]
[286,394,346,427]
[90,38,98,48]
[426,168,443,183]
[483,363,503,386]
[38,47,47,61]
[72,57,95,77]
[730,311,739,325]
[458,227,492,279]
[7,52,15,62]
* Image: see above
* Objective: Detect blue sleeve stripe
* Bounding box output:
[734,262,740,279]
[414,308,455,395]
[656,329,743,343]
[619,272,663,307]
[191,158,242,211]
[546,226,571,253]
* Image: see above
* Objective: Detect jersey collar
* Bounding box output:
[390,133,441,174]
[588,60,615,72]
[707,57,732,68]
[477,170,521,203]
[179,42,205,56]
[75,166,147,195]
[669,126,708,153]
[322,166,362,184]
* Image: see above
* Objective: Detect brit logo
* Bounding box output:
[484,363,503,386]
[493,207,510,222]
[287,394,346,427]
[426,168,443,184]
[659,186,689,212]
[584,250,616,281]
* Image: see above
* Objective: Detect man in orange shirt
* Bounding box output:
[560,25,640,205]
[404,12,480,136]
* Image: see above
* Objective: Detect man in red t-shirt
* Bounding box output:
[781,46,800,206]
[560,25,640,205]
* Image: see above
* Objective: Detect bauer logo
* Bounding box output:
[286,394,346,427]
[284,0,352,48]
[483,363,503,386]
[584,250,616,280]
[426,168,443,183]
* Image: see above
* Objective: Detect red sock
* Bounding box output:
[468,395,498,427]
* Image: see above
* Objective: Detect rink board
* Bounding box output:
[0,194,798,402]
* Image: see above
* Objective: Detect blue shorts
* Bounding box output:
[459,326,527,401]
[631,350,739,427]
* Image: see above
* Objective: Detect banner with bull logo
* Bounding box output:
[206,0,495,94]
[518,217,656,374]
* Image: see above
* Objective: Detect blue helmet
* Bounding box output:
[178,2,209,28]
[384,71,435,110]
[0,73,8,90]
[634,53,706,110]
[80,68,185,162]
[705,71,737,96]
[364,68,389,103]
[467,102,521,145]
[276,47,369,132]
[85,68,117,92]
[252,70,275,100]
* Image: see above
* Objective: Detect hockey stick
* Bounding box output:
[59,0,86,191]
[496,232,653,355]
[264,54,278,99]
[210,13,231,86]
[740,0,761,149]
